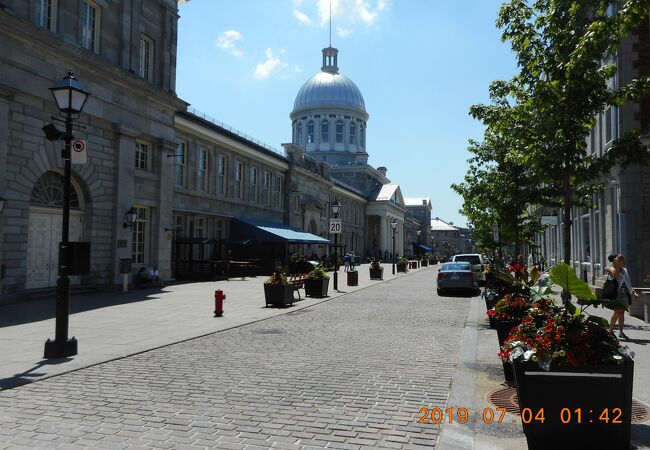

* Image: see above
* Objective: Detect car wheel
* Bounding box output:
[437,288,443,296]
[474,288,481,297]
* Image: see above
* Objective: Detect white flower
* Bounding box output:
[509,347,524,361]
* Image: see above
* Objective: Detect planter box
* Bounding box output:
[495,319,519,384]
[408,261,417,270]
[484,291,500,329]
[513,357,634,450]
[421,260,428,267]
[347,271,359,286]
[263,284,294,308]
[305,278,329,298]
[397,264,407,273]
[369,267,384,280]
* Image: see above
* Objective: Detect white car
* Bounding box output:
[451,254,486,286]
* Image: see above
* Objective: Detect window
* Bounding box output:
[296,123,303,146]
[132,206,148,264]
[274,175,283,208]
[36,0,56,31]
[216,154,226,195]
[172,214,183,239]
[235,161,244,199]
[349,122,356,145]
[175,142,185,187]
[360,124,366,147]
[135,141,149,171]
[193,217,205,238]
[139,34,154,81]
[250,167,258,203]
[81,1,100,53]
[197,148,208,192]
[605,52,618,144]
[264,171,271,205]
[335,120,344,144]
[307,121,314,144]
[321,119,329,143]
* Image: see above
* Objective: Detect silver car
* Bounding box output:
[437,262,480,296]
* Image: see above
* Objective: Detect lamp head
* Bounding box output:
[50,70,90,114]
[42,123,64,141]
[391,220,397,230]
[331,199,342,216]
[122,206,139,229]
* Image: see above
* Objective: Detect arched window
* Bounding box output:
[31,171,81,209]
[360,124,366,147]
[349,122,356,145]
[336,120,344,143]
[307,120,314,144]
[321,119,329,143]
[297,122,303,145]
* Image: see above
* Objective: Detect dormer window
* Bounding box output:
[336,120,344,143]
[321,119,329,143]
[349,122,356,145]
[307,121,314,144]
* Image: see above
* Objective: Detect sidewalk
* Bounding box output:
[438,292,650,449]
[0,263,425,390]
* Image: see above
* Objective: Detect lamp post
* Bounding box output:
[331,199,342,290]
[43,71,89,359]
[391,219,397,274]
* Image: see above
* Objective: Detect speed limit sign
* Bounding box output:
[329,218,342,234]
[71,139,88,164]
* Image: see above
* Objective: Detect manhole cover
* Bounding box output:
[486,387,650,424]
[253,329,285,334]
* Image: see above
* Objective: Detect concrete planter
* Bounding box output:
[305,278,329,298]
[263,284,293,308]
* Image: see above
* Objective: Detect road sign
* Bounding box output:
[329,218,342,234]
[71,139,88,164]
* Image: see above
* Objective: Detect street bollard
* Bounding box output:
[214,289,226,317]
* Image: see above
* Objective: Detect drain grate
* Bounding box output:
[486,387,650,424]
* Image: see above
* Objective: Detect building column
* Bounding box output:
[0,88,11,294]
[112,124,137,285]
[155,139,176,279]
[379,215,387,255]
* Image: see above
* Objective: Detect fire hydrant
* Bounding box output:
[214,289,226,317]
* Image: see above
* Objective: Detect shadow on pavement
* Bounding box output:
[0,287,171,328]
[0,358,73,390]
[631,423,650,448]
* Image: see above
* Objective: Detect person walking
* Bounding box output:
[607,254,639,339]
[343,253,351,272]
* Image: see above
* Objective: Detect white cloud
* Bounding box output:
[216,29,243,57]
[294,9,313,25]
[336,27,353,38]
[312,0,390,30]
[294,65,303,73]
[254,48,288,80]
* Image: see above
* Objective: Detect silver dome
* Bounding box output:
[292,71,366,115]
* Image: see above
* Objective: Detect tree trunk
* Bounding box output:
[561,169,572,305]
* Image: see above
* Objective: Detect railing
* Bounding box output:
[186,107,285,157]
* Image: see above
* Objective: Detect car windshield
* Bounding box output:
[442,263,471,271]
[454,255,481,265]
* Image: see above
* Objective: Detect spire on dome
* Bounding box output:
[321,47,339,74]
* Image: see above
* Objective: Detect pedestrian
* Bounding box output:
[607,254,639,339]
[343,253,351,272]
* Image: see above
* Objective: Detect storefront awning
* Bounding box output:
[232,218,330,244]
[413,243,432,252]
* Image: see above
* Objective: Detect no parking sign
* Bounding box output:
[71,139,88,164]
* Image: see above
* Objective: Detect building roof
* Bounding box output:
[404,197,431,207]
[375,184,399,201]
[430,218,458,231]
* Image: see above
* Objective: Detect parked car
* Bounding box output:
[436,262,480,296]
[451,253,486,286]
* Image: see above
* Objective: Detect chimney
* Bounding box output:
[377,166,387,177]
[422,199,427,206]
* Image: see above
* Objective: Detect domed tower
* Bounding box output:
[290,46,369,166]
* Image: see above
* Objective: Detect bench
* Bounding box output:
[289,273,310,299]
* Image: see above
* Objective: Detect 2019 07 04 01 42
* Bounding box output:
[418,407,624,425]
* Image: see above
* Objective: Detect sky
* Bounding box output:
[176,0,519,228]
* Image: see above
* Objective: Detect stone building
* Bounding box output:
[533,14,650,287]
[0,2,429,302]
[430,218,461,260]
[405,197,433,255]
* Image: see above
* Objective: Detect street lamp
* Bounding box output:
[43,70,89,359]
[391,219,397,274]
[331,199,342,290]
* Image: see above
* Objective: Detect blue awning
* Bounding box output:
[413,243,432,252]
[232,218,330,244]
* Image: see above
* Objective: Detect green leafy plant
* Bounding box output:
[265,268,290,285]
[370,258,383,270]
[307,265,329,280]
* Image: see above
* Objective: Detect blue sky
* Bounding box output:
[176,0,518,228]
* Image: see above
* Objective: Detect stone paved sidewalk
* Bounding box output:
[0,267,470,449]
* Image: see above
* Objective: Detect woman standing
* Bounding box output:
[607,254,639,339]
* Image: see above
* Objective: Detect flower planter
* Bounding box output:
[347,271,359,286]
[421,259,428,267]
[408,261,417,270]
[305,278,329,298]
[397,263,407,273]
[513,356,634,450]
[495,319,519,384]
[263,284,294,308]
[484,291,500,329]
[369,267,384,280]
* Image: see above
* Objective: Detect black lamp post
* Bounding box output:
[331,199,342,290]
[43,71,89,359]
[391,219,397,274]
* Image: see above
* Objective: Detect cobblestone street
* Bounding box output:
[0,269,470,449]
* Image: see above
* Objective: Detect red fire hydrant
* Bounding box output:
[214,289,226,317]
